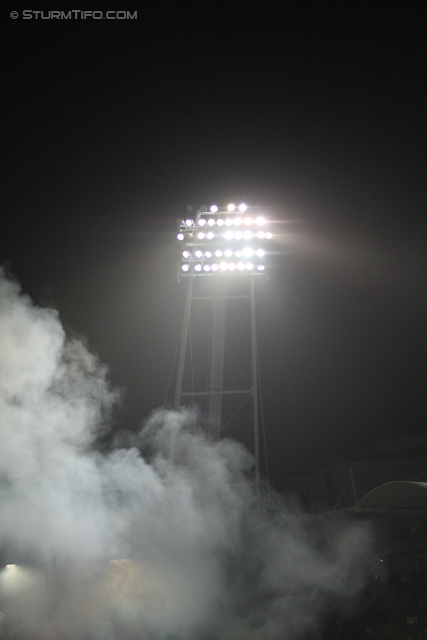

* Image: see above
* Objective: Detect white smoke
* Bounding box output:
[0,270,375,639]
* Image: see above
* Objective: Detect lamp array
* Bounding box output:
[177,204,272,277]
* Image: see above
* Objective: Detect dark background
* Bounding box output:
[2,5,427,484]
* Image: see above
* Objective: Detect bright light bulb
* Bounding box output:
[195,249,203,258]
[228,262,236,271]
[210,205,218,213]
[207,219,215,226]
[235,250,242,258]
[237,262,245,270]
[224,249,233,257]
[239,203,247,212]
[177,233,184,241]
[257,231,265,238]
[257,265,265,271]
[198,218,206,226]
[195,264,202,272]
[204,250,212,258]
[227,203,235,212]
[203,264,211,272]
[217,219,224,226]
[186,219,193,227]
[255,217,265,226]
[182,264,189,272]
[183,250,191,258]
[225,218,233,226]
[234,217,242,226]
[256,249,265,257]
[266,232,272,239]
[224,231,233,240]
[220,262,228,270]
[245,262,253,270]
[197,232,205,239]
[215,249,222,257]
[206,231,214,239]
[235,231,243,240]
[242,247,253,257]
[244,217,252,225]
[211,263,219,271]
[243,231,252,239]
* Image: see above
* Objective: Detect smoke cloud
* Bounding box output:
[0,269,375,639]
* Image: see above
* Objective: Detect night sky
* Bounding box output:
[2,6,427,485]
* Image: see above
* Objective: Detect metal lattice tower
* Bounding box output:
[173,203,273,494]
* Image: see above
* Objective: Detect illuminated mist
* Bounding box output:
[0,269,376,639]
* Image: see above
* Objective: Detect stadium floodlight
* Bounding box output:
[177,203,273,277]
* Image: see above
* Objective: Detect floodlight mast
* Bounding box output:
[174,204,270,497]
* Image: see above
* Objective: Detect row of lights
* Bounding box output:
[178,230,272,241]
[183,216,265,228]
[209,203,248,213]
[182,262,265,273]
[183,248,265,259]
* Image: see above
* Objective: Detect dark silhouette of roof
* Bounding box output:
[355,481,427,513]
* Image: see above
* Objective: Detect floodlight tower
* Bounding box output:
[174,203,273,493]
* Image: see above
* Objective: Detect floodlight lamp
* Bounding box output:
[217,219,224,226]
[206,231,214,239]
[235,231,243,240]
[197,232,205,239]
[235,250,242,258]
[224,231,233,240]
[211,263,219,271]
[177,233,184,241]
[195,264,202,272]
[257,231,265,238]
[238,203,247,212]
[234,217,242,226]
[195,249,203,258]
[215,249,222,257]
[265,232,272,239]
[204,250,212,258]
[242,247,253,257]
[228,263,236,270]
[185,219,194,227]
[245,262,253,270]
[220,262,227,270]
[256,249,265,257]
[244,217,252,225]
[207,219,215,227]
[237,262,245,270]
[182,264,190,272]
[182,250,191,258]
[210,205,218,213]
[198,218,206,226]
[257,265,265,271]
[203,264,211,272]
[225,218,233,226]
[255,217,265,226]
[224,249,233,257]
[243,230,252,239]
